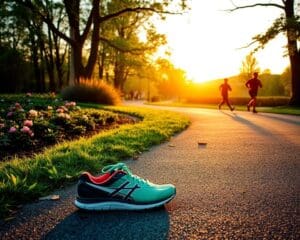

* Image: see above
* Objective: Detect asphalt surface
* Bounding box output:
[0,104,299,240]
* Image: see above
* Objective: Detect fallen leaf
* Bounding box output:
[39,194,60,201]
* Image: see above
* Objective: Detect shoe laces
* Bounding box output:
[102,163,148,185]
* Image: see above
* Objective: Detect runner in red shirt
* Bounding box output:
[218,78,234,111]
[245,72,262,113]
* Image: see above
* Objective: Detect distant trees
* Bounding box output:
[155,58,187,100]
[230,0,300,105]
[0,1,68,92]
[100,0,166,91]
[14,0,187,86]
[239,52,260,81]
[239,52,287,96]
[259,73,286,96]
[281,66,292,96]
[0,0,188,93]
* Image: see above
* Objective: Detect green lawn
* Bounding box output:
[0,104,190,219]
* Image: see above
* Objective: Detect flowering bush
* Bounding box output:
[0,95,127,161]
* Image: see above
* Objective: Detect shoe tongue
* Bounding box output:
[102,163,131,175]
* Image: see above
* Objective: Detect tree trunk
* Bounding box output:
[68,40,83,85]
[289,52,300,106]
[47,26,56,91]
[38,42,46,92]
[98,46,106,79]
[285,0,300,106]
[82,0,100,79]
[53,33,65,89]
[69,27,76,85]
[31,38,42,92]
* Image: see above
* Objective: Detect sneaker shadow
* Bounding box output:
[45,207,170,240]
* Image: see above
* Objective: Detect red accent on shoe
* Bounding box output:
[83,170,127,185]
[82,172,111,184]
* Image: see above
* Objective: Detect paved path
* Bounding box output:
[1,105,299,239]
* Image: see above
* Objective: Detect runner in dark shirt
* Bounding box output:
[218,78,234,111]
[245,72,262,113]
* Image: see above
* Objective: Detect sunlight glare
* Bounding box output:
[155,0,289,83]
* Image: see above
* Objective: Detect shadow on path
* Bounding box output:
[259,113,300,126]
[45,207,170,240]
[220,111,273,137]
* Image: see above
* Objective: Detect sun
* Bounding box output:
[154,1,289,84]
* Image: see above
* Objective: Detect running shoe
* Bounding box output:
[74,163,176,211]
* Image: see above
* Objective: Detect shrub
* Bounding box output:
[61,79,121,105]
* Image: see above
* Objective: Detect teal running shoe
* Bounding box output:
[74,163,176,210]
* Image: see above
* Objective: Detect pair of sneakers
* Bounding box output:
[74,163,176,211]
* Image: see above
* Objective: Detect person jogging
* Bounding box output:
[245,72,262,113]
[218,78,234,111]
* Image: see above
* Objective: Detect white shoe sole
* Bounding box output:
[74,194,175,211]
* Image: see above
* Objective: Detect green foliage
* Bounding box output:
[0,46,32,93]
[253,14,300,51]
[240,52,260,81]
[0,104,189,219]
[61,79,121,105]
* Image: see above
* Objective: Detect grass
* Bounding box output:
[0,105,190,219]
[148,101,300,116]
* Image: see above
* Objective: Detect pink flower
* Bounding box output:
[24,120,33,127]
[56,106,68,112]
[26,92,32,97]
[21,126,34,137]
[65,101,76,108]
[57,113,65,118]
[8,127,17,133]
[47,106,53,110]
[56,108,64,113]
[28,109,38,118]
[15,102,22,109]
[21,126,30,133]
[7,112,13,117]
[0,123,5,128]
[57,113,71,119]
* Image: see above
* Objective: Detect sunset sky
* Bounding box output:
[156,0,290,83]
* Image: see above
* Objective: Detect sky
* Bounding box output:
[155,0,290,83]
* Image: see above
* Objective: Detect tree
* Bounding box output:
[281,66,292,95]
[229,0,300,106]
[239,52,260,81]
[1,1,69,92]
[16,0,188,86]
[101,0,167,91]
